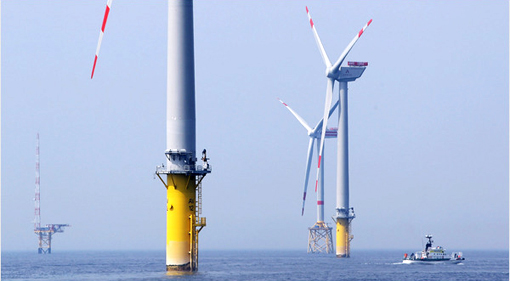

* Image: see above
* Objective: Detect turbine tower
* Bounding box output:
[278,98,338,253]
[306,6,371,258]
[92,0,211,272]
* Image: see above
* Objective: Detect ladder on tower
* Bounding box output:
[190,175,206,271]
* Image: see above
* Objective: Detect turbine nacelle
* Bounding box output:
[309,128,338,139]
[334,66,367,82]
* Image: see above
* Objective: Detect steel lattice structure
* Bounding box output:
[33,134,70,254]
[308,222,334,253]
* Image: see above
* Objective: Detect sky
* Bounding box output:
[1,1,508,252]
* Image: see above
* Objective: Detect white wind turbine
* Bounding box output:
[277,98,338,217]
[305,6,371,257]
[278,98,338,253]
[306,6,371,198]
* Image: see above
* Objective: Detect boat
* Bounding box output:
[402,235,465,264]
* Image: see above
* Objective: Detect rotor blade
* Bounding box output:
[330,19,372,73]
[277,98,312,133]
[313,78,334,193]
[312,99,339,135]
[306,6,331,67]
[91,0,113,79]
[301,137,315,216]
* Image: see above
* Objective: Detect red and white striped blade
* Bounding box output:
[314,78,334,193]
[331,19,372,73]
[91,0,113,79]
[306,6,331,68]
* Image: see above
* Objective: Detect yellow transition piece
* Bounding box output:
[166,174,196,271]
[336,218,350,258]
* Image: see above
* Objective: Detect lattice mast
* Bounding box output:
[33,134,70,254]
[34,133,41,231]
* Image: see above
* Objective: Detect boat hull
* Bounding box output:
[402,258,464,264]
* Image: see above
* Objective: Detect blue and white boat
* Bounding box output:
[402,235,465,264]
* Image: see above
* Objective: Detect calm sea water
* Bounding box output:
[2,250,508,281]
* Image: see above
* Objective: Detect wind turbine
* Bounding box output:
[306,6,371,258]
[278,98,338,253]
[91,0,211,272]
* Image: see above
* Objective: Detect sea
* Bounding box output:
[1,250,508,281]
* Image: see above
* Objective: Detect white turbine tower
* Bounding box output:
[306,6,371,258]
[91,0,211,272]
[278,98,338,253]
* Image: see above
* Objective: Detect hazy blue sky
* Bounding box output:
[2,0,508,252]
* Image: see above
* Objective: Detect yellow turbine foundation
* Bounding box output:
[166,174,196,271]
[336,218,350,258]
